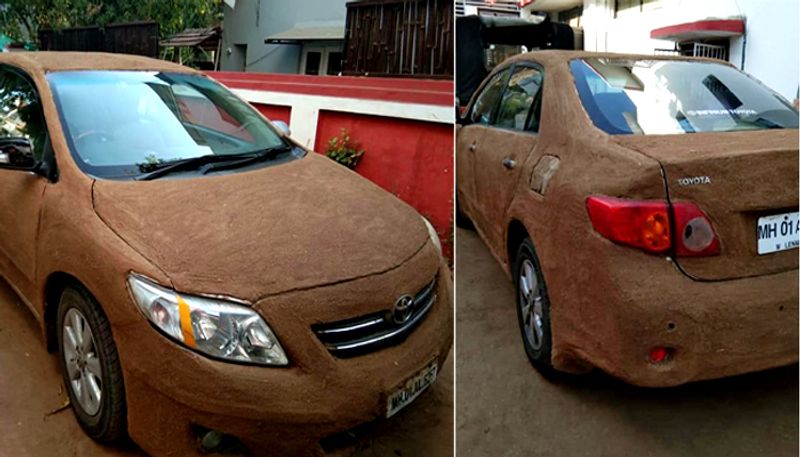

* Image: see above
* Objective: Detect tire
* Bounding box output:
[513,238,555,374]
[57,284,127,442]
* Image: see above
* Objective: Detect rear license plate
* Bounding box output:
[757,212,800,255]
[386,360,438,418]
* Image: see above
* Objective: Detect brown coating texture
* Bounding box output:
[456,50,798,386]
[0,52,453,455]
[93,153,429,302]
[0,51,198,74]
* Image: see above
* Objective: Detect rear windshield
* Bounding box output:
[570,58,798,135]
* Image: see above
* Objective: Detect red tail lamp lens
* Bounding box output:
[649,346,671,363]
[586,196,671,254]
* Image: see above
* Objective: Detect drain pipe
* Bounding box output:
[739,19,747,70]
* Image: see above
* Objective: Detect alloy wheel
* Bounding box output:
[518,258,544,351]
[62,308,103,416]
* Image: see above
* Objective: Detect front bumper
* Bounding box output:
[115,248,453,456]
[547,243,798,387]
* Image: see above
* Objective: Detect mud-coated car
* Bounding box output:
[0,52,452,456]
[456,51,798,387]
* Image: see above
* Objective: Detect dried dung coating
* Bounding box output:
[458,50,798,387]
[0,52,453,455]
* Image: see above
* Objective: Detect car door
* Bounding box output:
[471,64,545,250]
[456,67,511,222]
[0,66,51,301]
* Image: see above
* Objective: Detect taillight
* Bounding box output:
[586,196,719,256]
[586,196,671,253]
[672,202,719,256]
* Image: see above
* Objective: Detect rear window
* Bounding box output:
[570,58,798,135]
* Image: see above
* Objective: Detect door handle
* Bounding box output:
[502,158,517,170]
[469,142,477,152]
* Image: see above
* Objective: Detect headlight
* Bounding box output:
[128,274,288,366]
[422,217,442,253]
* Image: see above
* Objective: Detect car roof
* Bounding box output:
[501,50,734,69]
[0,51,198,76]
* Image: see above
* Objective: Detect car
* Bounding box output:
[0,52,452,456]
[456,50,798,387]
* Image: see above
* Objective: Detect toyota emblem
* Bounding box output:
[392,295,414,325]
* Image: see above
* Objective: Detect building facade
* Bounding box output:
[522,0,799,101]
[220,0,348,74]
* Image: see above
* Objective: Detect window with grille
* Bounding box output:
[615,0,661,18]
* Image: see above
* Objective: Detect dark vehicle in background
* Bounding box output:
[456,15,574,108]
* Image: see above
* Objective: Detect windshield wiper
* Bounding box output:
[200,145,293,175]
[136,146,292,181]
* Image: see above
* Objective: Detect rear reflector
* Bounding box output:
[672,202,720,256]
[649,346,671,364]
[586,196,719,256]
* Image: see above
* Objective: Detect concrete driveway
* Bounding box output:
[456,227,798,457]
[0,279,452,457]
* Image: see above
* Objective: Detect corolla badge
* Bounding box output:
[677,175,711,186]
[392,295,415,324]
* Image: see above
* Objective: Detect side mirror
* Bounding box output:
[272,120,291,137]
[0,137,37,170]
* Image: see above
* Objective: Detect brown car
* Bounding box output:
[456,51,798,387]
[0,52,452,455]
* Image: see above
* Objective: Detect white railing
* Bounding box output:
[456,0,521,17]
[693,42,727,61]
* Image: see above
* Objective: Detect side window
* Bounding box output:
[495,66,544,132]
[0,68,48,161]
[470,69,510,125]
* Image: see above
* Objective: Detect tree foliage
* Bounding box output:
[0,0,222,41]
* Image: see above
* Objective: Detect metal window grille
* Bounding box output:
[692,42,727,61]
[456,0,521,17]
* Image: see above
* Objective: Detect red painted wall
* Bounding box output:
[251,103,291,124]
[315,111,454,258]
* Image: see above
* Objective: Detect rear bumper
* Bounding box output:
[115,256,453,456]
[549,247,798,387]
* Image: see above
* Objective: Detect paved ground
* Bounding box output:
[456,227,798,457]
[0,279,452,457]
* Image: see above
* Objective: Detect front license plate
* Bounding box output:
[757,212,800,255]
[386,360,438,418]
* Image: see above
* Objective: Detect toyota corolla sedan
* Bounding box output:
[456,51,798,387]
[0,52,452,456]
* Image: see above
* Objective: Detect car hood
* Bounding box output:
[92,153,430,301]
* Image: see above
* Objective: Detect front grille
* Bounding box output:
[312,279,437,358]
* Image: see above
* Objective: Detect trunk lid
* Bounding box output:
[614,129,799,281]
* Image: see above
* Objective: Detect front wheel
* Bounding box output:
[57,285,127,442]
[513,238,554,373]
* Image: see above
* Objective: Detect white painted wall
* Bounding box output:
[221,0,347,74]
[728,0,799,102]
[580,0,799,101]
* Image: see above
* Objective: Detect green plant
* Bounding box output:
[325,128,365,169]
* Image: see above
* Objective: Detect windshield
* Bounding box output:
[48,71,290,178]
[570,58,798,135]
